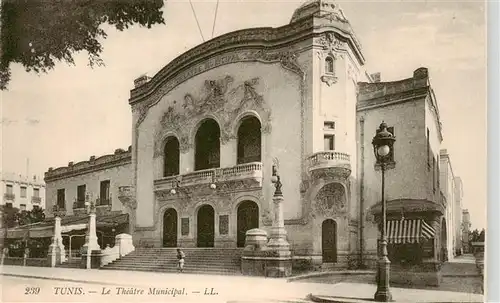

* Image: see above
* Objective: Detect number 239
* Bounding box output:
[25,287,40,295]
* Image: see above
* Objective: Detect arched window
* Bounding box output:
[325,56,335,74]
[163,136,180,177]
[195,119,220,171]
[237,116,261,164]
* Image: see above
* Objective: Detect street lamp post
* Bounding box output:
[372,121,396,302]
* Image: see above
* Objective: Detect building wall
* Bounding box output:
[45,163,132,217]
[424,98,442,204]
[439,151,456,260]
[453,177,464,253]
[358,98,427,255]
[1,173,46,211]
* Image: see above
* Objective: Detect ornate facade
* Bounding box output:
[39,0,451,273]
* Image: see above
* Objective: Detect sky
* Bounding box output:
[0,0,486,229]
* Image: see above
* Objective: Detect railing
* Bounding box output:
[31,196,42,204]
[73,201,85,209]
[3,193,15,200]
[97,198,111,206]
[307,151,351,173]
[154,162,263,190]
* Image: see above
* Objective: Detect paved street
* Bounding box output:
[0,265,484,303]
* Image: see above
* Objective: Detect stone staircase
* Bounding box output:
[101,248,244,275]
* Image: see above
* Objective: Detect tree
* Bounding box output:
[0,0,165,90]
[469,228,486,243]
[0,205,45,228]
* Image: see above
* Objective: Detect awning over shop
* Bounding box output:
[4,213,129,239]
[386,219,435,244]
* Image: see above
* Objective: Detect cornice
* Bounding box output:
[45,150,132,183]
[129,15,365,106]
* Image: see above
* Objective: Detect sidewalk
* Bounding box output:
[0,265,485,303]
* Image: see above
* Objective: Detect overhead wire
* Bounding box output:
[189,0,205,42]
[211,0,220,39]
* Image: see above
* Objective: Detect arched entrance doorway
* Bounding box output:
[237,116,261,164]
[195,119,220,170]
[197,205,215,247]
[237,201,259,247]
[322,219,337,263]
[163,208,177,247]
[441,218,448,262]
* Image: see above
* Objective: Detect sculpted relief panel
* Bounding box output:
[312,182,347,217]
[153,76,272,156]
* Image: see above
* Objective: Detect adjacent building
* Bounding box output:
[462,209,471,253]
[1,172,45,211]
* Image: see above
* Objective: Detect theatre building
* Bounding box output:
[6,1,453,281]
[127,0,367,268]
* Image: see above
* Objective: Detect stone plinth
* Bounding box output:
[47,238,62,268]
[80,250,102,269]
[115,233,135,257]
[241,229,270,276]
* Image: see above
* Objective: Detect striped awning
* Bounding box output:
[386,219,435,244]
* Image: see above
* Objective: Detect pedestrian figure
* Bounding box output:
[177,248,185,273]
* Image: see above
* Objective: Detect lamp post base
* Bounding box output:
[374,256,392,302]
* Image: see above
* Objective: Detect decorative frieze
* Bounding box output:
[219,215,229,235]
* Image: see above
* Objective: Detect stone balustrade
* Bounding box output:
[307,151,351,179]
[154,162,263,192]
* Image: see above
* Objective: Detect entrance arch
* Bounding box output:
[197,205,215,247]
[162,208,178,247]
[322,219,337,263]
[236,201,259,247]
[195,119,220,170]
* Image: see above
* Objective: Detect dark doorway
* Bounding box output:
[164,136,180,177]
[197,205,215,247]
[441,218,448,262]
[237,201,259,247]
[163,208,178,247]
[237,116,261,164]
[322,219,337,263]
[195,119,220,170]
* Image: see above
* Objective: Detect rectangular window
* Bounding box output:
[324,121,335,130]
[99,180,111,205]
[6,184,13,194]
[20,186,27,198]
[324,135,335,151]
[57,189,65,209]
[77,185,86,204]
[33,188,40,197]
[20,204,26,211]
[432,157,436,193]
[427,128,430,169]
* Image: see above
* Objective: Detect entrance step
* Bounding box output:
[101,248,244,275]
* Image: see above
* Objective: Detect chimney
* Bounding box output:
[413,67,428,79]
[134,74,151,88]
[370,72,381,83]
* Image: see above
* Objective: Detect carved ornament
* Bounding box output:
[313,182,347,216]
[321,75,338,86]
[136,49,303,130]
[153,76,272,156]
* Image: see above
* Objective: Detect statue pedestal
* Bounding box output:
[47,242,61,267]
[80,250,102,269]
